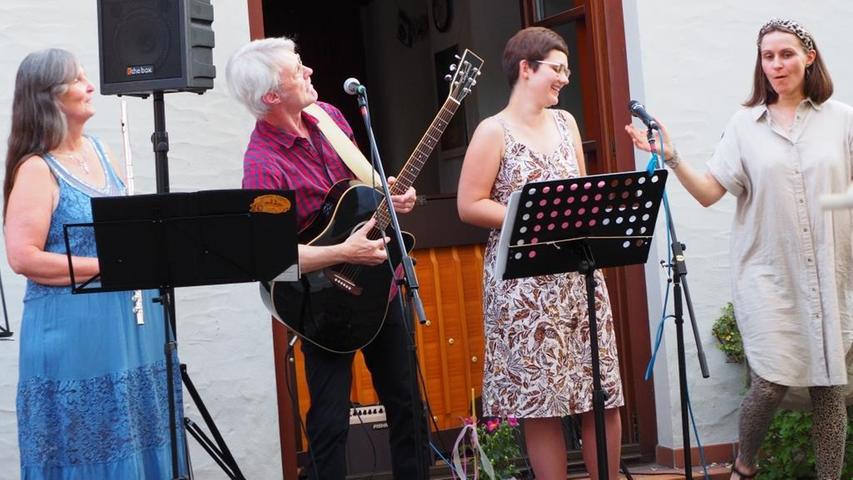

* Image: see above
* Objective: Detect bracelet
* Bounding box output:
[664,149,681,169]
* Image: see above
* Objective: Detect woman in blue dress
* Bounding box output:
[3,48,186,479]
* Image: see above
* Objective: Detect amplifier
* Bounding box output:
[346,404,392,475]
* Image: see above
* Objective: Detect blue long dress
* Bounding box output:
[16,136,187,479]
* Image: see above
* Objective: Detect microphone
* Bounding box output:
[628,100,660,130]
[343,77,365,96]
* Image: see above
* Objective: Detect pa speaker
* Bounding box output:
[97,0,215,96]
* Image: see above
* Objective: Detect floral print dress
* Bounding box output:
[481,110,624,418]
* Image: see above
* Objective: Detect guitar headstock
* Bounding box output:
[444,49,484,104]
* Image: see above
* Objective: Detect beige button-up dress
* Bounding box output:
[708,99,852,387]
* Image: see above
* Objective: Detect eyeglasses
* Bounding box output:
[294,54,304,76]
[275,55,305,92]
[534,60,570,77]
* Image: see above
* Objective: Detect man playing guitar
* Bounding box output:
[225,37,426,480]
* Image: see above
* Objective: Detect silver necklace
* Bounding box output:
[54,149,90,174]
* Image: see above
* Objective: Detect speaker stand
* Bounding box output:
[149,91,245,480]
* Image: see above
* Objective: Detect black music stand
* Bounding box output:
[496,170,667,480]
[63,188,298,480]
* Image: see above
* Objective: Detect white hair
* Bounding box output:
[225,37,296,119]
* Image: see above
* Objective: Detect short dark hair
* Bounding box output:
[744,22,833,107]
[502,27,568,88]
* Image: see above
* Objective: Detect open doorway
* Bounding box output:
[251,1,655,477]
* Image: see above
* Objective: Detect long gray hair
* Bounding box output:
[3,48,78,220]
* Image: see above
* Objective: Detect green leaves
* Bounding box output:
[711,302,745,364]
[758,409,853,479]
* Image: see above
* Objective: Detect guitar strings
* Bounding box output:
[337,104,459,283]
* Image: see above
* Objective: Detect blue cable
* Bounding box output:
[643,131,711,479]
[430,441,462,477]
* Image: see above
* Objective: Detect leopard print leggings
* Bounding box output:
[737,372,847,479]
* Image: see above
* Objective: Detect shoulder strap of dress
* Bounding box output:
[87,135,125,192]
[552,110,575,149]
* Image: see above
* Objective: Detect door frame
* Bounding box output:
[520,0,657,458]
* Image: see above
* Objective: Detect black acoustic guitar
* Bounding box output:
[260,49,483,353]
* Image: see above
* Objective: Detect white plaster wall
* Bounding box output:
[624,0,853,449]
[0,2,283,479]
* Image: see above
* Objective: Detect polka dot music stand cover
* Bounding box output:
[496,169,668,280]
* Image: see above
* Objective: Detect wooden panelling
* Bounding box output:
[289,244,487,436]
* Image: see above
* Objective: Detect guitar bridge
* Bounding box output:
[324,269,363,296]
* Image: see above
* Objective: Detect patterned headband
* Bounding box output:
[758,18,815,51]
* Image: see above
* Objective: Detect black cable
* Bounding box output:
[350,403,378,480]
[391,288,445,460]
[380,236,441,473]
[285,333,318,480]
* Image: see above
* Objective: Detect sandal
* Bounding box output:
[731,463,758,479]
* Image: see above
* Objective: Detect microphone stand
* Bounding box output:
[647,127,710,479]
[354,86,429,480]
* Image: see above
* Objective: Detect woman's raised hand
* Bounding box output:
[624,120,676,160]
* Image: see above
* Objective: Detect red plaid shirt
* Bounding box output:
[242,101,356,230]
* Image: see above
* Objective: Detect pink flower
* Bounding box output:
[486,418,500,433]
[462,416,475,426]
[507,416,519,427]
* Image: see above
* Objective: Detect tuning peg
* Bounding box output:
[444,74,452,82]
[454,54,461,60]
[449,64,457,72]
[471,80,477,87]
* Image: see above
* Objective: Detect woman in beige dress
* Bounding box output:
[626,19,851,480]
[458,27,624,480]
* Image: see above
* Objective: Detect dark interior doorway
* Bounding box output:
[262,1,371,150]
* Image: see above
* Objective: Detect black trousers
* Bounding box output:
[301,297,428,479]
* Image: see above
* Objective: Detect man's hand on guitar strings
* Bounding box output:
[388,176,417,214]
[341,217,390,266]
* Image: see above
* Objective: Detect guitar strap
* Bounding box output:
[303,103,381,186]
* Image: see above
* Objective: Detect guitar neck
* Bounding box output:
[372,97,461,231]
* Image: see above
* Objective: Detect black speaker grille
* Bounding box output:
[100,0,183,85]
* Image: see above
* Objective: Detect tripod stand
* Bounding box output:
[646,131,710,479]
[0,270,12,339]
[496,170,668,480]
